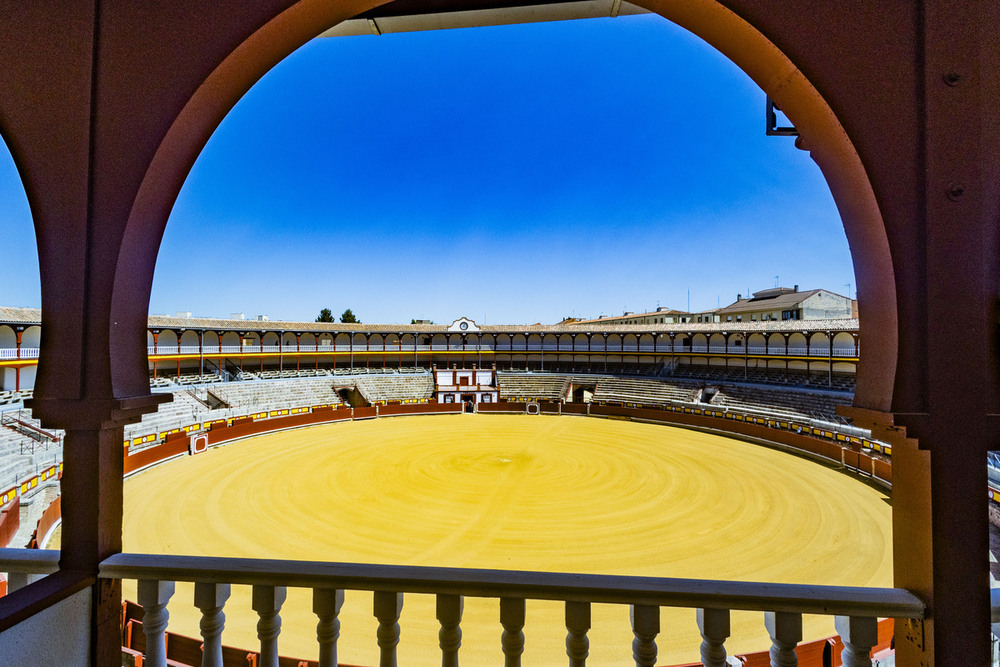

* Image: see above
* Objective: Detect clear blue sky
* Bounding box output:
[0,14,854,325]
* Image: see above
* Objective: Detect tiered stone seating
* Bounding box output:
[352,373,434,403]
[592,378,699,406]
[207,378,344,412]
[0,389,32,407]
[669,365,857,392]
[712,385,852,421]
[174,373,224,386]
[125,391,210,440]
[496,373,570,401]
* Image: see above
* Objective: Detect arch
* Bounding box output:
[833,332,856,353]
[179,330,200,347]
[261,332,280,346]
[809,332,830,349]
[220,331,241,347]
[203,331,220,348]
[157,330,178,349]
[281,332,297,346]
[91,0,895,411]
[21,325,40,348]
[334,333,351,347]
[0,325,14,349]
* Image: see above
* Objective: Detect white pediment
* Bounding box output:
[448,317,479,332]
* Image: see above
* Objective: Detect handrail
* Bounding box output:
[98,551,926,619]
[0,547,60,573]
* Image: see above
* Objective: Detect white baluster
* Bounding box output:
[374,591,403,667]
[252,584,286,667]
[834,615,878,667]
[697,608,730,667]
[630,604,659,667]
[565,601,591,667]
[500,597,526,667]
[6,572,42,592]
[764,611,802,667]
[138,579,175,667]
[194,582,230,667]
[314,588,344,667]
[437,594,463,667]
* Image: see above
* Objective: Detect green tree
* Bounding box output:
[340,308,359,323]
[315,308,335,323]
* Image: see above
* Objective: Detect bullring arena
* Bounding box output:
[2,312,906,665]
[120,413,892,666]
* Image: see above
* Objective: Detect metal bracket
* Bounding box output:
[766,97,798,136]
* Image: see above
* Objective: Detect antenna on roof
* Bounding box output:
[844,283,853,299]
[774,275,779,288]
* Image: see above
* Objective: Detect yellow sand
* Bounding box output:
[122,414,892,666]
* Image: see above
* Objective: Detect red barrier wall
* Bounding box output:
[874,458,892,484]
[475,402,523,413]
[0,495,20,548]
[205,407,352,446]
[588,404,853,469]
[32,496,61,548]
[560,403,588,415]
[378,403,462,417]
[352,406,377,419]
[123,438,190,475]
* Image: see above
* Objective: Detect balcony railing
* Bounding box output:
[0,548,924,667]
[138,343,861,358]
[0,347,39,360]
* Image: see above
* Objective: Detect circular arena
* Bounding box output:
[121,413,892,666]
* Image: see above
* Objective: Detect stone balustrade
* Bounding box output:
[0,549,924,667]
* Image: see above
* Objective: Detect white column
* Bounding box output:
[314,588,345,667]
[374,591,403,667]
[765,611,802,667]
[697,608,730,667]
[565,601,591,667]
[630,605,659,667]
[500,597,526,667]
[138,579,175,667]
[834,615,879,667]
[252,584,286,667]
[436,594,463,667]
[194,582,230,667]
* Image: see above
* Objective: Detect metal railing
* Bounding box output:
[0,549,924,667]
[139,343,861,358]
[0,347,39,360]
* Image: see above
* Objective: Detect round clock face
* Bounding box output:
[459,322,468,330]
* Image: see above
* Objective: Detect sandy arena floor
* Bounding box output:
[122,413,892,666]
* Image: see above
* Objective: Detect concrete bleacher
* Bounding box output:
[669,364,856,392]
[206,378,345,413]
[710,384,852,421]
[0,389,33,408]
[352,373,434,403]
[591,377,700,406]
[496,372,571,401]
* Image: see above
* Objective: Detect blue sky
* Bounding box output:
[0,14,853,324]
